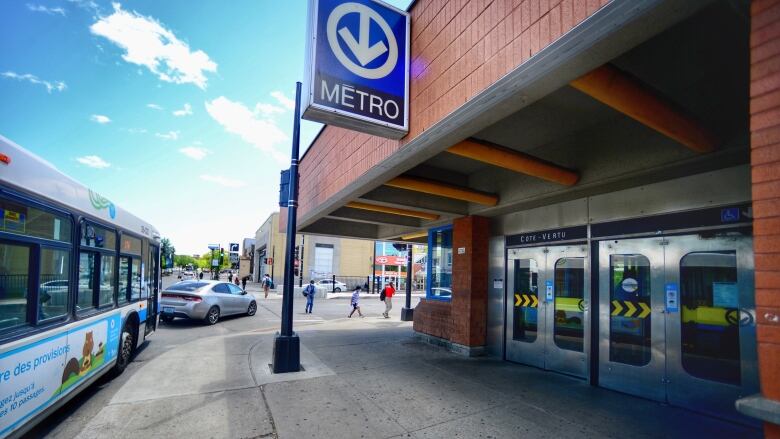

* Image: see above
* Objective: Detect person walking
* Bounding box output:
[303,280,316,314]
[241,275,248,291]
[348,286,364,318]
[262,274,272,299]
[228,271,233,283]
[234,275,240,286]
[198,271,204,280]
[382,282,395,318]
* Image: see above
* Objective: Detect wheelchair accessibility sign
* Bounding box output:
[303,0,410,139]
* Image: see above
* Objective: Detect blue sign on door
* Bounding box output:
[303,0,410,139]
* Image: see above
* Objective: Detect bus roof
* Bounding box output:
[0,135,160,241]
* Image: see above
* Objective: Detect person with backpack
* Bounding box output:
[303,280,316,314]
[381,282,395,318]
[348,286,364,318]
[262,274,272,298]
[234,275,240,286]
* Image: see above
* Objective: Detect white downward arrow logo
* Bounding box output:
[337,12,387,66]
[326,2,398,80]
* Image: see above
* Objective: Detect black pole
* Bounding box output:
[372,242,376,293]
[272,82,302,373]
[401,244,414,321]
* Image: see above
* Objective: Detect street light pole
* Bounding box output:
[401,243,414,321]
[272,82,302,373]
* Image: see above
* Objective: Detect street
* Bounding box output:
[24,276,415,439]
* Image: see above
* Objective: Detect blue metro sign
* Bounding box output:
[302,0,410,139]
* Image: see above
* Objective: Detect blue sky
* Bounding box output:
[0,0,410,255]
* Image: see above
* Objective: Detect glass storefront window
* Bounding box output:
[609,254,651,366]
[512,258,538,342]
[554,258,584,352]
[680,251,740,385]
[77,252,96,311]
[0,243,31,330]
[427,226,452,300]
[39,247,69,321]
[0,197,71,242]
[100,255,115,307]
[81,222,116,250]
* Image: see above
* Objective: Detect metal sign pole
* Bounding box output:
[272,82,302,373]
[401,244,414,321]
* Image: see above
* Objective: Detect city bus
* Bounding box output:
[0,136,160,438]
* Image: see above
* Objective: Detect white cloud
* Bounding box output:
[27,4,66,16]
[205,96,288,163]
[1,71,66,93]
[90,3,217,89]
[76,155,111,168]
[155,130,179,140]
[270,91,295,110]
[172,103,192,117]
[146,103,163,110]
[254,102,284,115]
[122,127,147,134]
[200,174,245,188]
[90,114,111,124]
[179,146,209,160]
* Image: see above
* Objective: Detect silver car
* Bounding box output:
[160,280,257,325]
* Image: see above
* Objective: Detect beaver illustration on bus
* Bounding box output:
[60,330,106,391]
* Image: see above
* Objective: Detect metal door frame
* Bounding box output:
[598,237,667,402]
[505,247,546,369]
[663,234,758,421]
[506,244,589,378]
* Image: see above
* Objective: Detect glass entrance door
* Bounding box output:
[506,245,589,378]
[598,234,757,421]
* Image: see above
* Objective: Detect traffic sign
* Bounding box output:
[229,243,239,252]
[208,244,219,250]
[303,0,410,139]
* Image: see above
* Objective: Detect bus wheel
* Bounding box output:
[205,306,220,325]
[109,324,135,377]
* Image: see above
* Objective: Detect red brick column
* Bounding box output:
[449,216,490,348]
[751,1,780,436]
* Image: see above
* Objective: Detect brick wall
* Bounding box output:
[450,216,490,346]
[299,0,612,220]
[413,299,453,339]
[751,0,780,436]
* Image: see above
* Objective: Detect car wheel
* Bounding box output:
[334,287,341,292]
[247,301,257,316]
[205,306,220,325]
[161,314,174,323]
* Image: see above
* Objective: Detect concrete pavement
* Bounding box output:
[59,298,760,439]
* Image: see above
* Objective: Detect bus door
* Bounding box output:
[505,244,589,378]
[598,234,758,422]
[146,244,159,333]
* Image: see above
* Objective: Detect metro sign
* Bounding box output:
[303,0,410,139]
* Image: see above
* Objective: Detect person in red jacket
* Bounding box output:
[382,282,395,319]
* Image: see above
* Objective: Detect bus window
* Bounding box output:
[118,256,129,305]
[0,242,31,330]
[0,197,71,243]
[99,254,115,307]
[121,235,142,255]
[39,247,69,321]
[130,258,141,301]
[77,252,96,311]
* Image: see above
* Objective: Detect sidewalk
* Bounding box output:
[74,311,762,438]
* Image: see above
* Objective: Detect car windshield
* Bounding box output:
[168,282,209,292]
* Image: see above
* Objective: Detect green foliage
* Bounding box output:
[174,255,197,268]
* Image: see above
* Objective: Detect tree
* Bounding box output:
[174,255,197,268]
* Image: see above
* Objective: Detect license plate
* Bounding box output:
[163,306,175,314]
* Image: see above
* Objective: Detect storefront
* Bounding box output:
[294,0,779,433]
